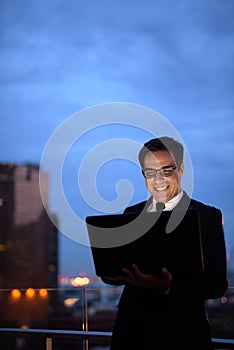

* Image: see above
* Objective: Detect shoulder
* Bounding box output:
[182,191,222,214]
[123,199,150,214]
[190,197,222,214]
[189,197,223,228]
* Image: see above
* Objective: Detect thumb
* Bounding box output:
[161,267,172,281]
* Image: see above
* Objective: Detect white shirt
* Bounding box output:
[147,190,184,212]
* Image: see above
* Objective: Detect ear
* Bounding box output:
[179,162,184,176]
[145,178,149,189]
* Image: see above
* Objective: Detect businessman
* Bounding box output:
[103,136,228,350]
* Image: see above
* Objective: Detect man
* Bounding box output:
[103,136,228,350]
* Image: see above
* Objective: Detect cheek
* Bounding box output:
[145,179,154,191]
[170,178,180,190]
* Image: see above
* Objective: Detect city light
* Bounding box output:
[70,276,90,287]
[64,298,80,308]
[0,244,6,252]
[11,289,21,299]
[25,288,35,298]
[39,288,48,298]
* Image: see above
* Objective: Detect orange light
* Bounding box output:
[220,296,227,304]
[64,297,80,307]
[39,288,48,298]
[0,244,6,252]
[25,288,35,298]
[21,324,29,329]
[11,289,21,299]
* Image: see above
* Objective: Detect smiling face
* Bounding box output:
[143,150,184,203]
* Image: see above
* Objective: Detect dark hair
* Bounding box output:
[138,136,184,169]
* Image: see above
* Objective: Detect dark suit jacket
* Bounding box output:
[105,192,228,349]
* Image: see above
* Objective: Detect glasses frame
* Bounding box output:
[142,165,177,179]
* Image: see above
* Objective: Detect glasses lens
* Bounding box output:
[144,170,156,178]
[143,166,176,178]
[160,167,174,177]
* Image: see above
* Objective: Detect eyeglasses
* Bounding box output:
[142,165,177,179]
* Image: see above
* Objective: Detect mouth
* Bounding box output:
[154,185,168,192]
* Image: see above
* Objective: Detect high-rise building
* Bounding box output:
[0,163,59,328]
[0,163,58,289]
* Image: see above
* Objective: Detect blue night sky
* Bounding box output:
[0,0,234,278]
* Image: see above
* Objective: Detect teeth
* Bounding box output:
[155,186,167,191]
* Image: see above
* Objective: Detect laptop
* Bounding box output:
[85,208,204,279]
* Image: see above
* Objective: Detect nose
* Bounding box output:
[152,172,166,181]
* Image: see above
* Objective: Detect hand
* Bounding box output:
[118,264,172,292]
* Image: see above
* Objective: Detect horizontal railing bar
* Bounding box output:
[212,338,234,349]
[0,328,234,349]
[0,328,112,340]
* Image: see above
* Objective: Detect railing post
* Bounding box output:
[46,336,52,350]
[82,287,89,350]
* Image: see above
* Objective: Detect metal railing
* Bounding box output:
[0,327,234,349]
[0,328,111,350]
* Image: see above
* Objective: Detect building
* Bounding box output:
[0,163,59,328]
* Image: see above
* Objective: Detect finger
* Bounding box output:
[132,264,142,275]
[161,267,169,275]
[122,267,135,279]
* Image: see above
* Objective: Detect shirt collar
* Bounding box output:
[147,190,184,212]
